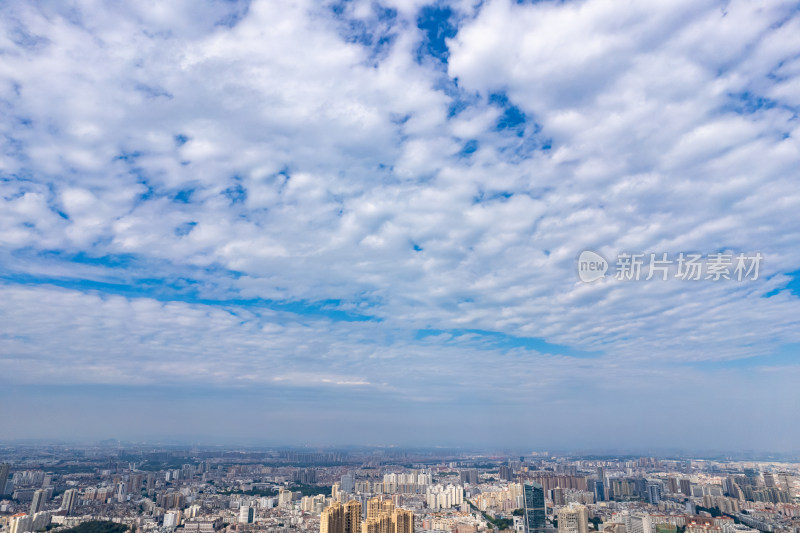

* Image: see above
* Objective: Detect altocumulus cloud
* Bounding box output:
[1,0,800,450]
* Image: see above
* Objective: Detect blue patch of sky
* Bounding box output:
[458,139,478,157]
[390,113,411,125]
[174,134,190,146]
[2,249,380,322]
[34,181,69,219]
[8,25,50,51]
[0,175,32,197]
[114,150,144,163]
[134,83,174,99]
[502,134,551,161]
[173,188,195,203]
[763,269,800,298]
[38,250,139,268]
[721,91,781,115]
[447,85,483,118]
[473,189,513,204]
[2,131,27,160]
[328,1,400,65]
[222,182,247,205]
[134,177,157,202]
[481,91,553,159]
[111,151,167,204]
[489,91,527,135]
[1,271,379,322]
[416,5,458,65]
[415,328,601,358]
[174,221,197,236]
[213,0,252,28]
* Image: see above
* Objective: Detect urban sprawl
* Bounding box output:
[1,447,798,533]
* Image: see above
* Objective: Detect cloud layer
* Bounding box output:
[1,0,800,450]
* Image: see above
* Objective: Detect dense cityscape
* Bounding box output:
[1,447,799,533]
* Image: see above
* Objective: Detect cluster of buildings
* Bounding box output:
[0,449,798,533]
[320,498,413,533]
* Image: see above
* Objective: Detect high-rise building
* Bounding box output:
[10,514,33,533]
[279,488,293,507]
[61,488,79,515]
[460,470,479,485]
[345,500,362,533]
[362,509,413,533]
[116,482,127,503]
[364,513,393,533]
[523,482,546,533]
[239,506,255,524]
[367,497,395,520]
[680,479,692,496]
[30,489,46,515]
[323,501,364,533]
[341,475,355,495]
[558,504,588,533]
[164,511,181,529]
[394,509,414,533]
[646,484,661,505]
[0,464,9,496]
[322,502,345,533]
[325,496,412,533]
[425,484,463,510]
[667,478,679,494]
[130,474,143,494]
[594,480,605,502]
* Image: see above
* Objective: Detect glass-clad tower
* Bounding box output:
[523,482,546,533]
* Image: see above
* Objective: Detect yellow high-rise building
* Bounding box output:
[322,502,345,533]
[361,508,413,533]
[328,497,412,533]
[557,504,588,533]
[363,519,380,533]
[380,513,395,533]
[345,500,363,533]
[367,497,396,521]
[393,509,414,533]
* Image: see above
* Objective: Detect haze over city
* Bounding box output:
[1,0,800,451]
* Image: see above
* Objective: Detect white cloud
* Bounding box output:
[1,0,800,447]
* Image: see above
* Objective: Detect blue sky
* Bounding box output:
[1,0,800,452]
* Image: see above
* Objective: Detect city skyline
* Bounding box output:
[1,445,798,533]
[1,0,800,450]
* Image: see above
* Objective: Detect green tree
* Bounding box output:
[61,521,129,533]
